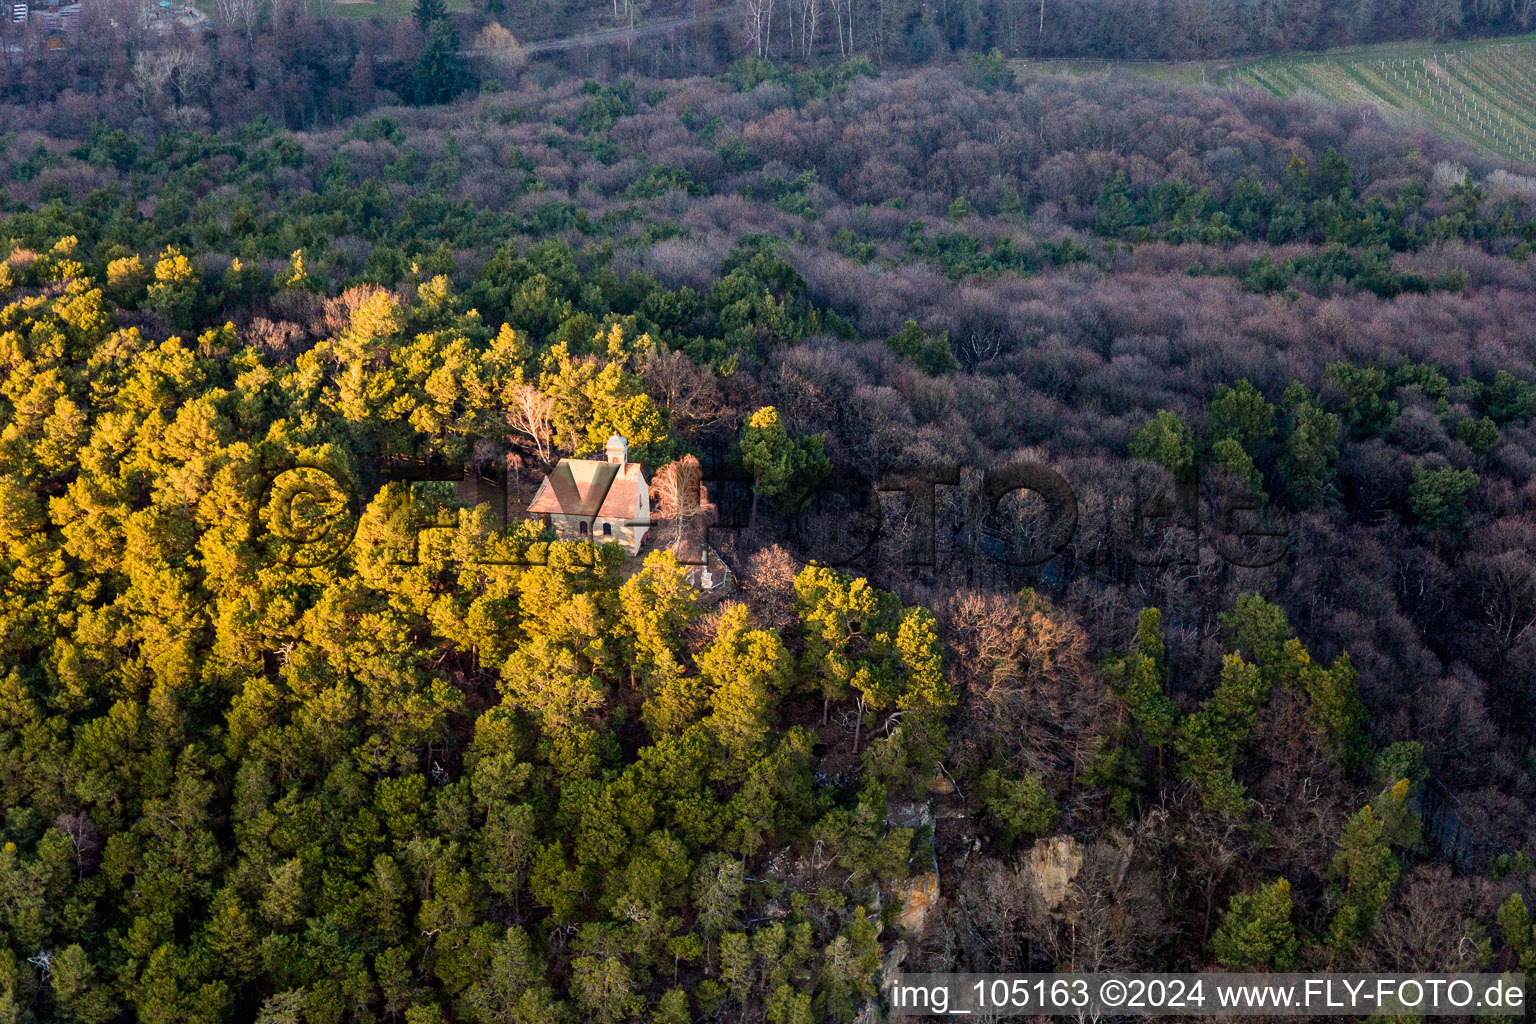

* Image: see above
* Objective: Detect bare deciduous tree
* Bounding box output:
[620,0,642,38]
[827,0,852,53]
[792,0,820,57]
[651,454,705,549]
[131,50,174,112]
[244,317,306,363]
[641,349,729,437]
[509,384,555,467]
[744,0,776,57]
[474,21,527,66]
[132,44,210,111]
[55,813,103,879]
[214,0,263,42]
[741,543,799,630]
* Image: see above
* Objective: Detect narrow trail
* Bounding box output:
[465,8,730,56]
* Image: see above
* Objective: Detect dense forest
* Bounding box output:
[2,21,1536,1024]
[12,0,1536,139]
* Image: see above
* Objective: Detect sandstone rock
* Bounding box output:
[926,773,957,795]
[1021,834,1084,914]
[895,871,940,936]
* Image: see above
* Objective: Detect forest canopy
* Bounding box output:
[2,38,1536,1024]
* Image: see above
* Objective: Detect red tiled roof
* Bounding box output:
[527,459,646,518]
[596,464,646,519]
[526,460,618,516]
[596,480,637,519]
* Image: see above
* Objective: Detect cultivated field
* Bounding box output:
[1221,34,1536,162]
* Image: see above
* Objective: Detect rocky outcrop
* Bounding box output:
[1019,832,1135,918]
[884,800,941,937]
[894,870,940,935]
[881,939,910,989]
[886,800,934,831]
[1021,834,1084,914]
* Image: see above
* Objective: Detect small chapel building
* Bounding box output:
[526,434,651,555]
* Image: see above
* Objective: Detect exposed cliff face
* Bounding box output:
[1020,831,1136,918]
[895,870,940,935]
[887,799,941,937]
[1022,834,1086,915]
